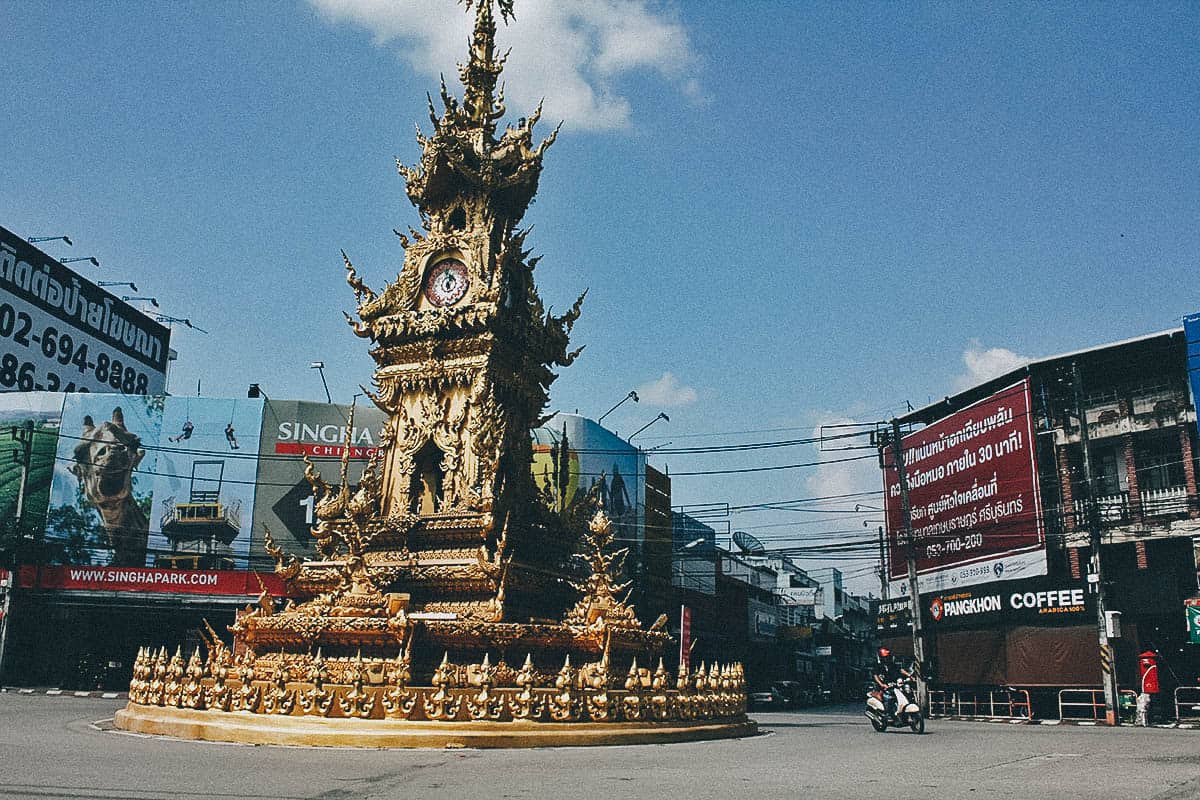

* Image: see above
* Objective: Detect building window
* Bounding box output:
[1090,443,1126,497]
[1135,431,1185,492]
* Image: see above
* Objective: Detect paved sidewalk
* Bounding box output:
[6,695,1200,800]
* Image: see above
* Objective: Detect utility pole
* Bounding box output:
[1073,361,1120,725]
[877,525,889,600]
[879,419,926,703]
[890,419,926,701]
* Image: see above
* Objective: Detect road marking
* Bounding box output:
[101,692,119,699]
[74,691,92,697]
[46,689,63,695]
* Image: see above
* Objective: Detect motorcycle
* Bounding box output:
[865,676,925,734]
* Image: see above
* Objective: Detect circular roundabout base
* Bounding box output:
[113,704,758,748]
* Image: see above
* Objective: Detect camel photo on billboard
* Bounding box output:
[70,407,149,566]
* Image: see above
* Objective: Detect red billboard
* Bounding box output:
[18,565,287,597]
[884,379,1046,593]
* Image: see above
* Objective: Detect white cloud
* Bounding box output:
[953,340,1033,392]
[635,371,697,407]
[310,0,699,132]
[804,413,880,502]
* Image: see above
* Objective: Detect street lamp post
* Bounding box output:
[598,391,639,425]
[628,412,669,442]
[152,314,208,334]
[121,295,159,308]
[311,362,332,404]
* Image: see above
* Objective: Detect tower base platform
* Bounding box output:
[113,704,758,748]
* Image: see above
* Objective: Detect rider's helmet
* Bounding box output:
[878,647,891,659]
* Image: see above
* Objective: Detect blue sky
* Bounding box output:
[4,1,1197,591]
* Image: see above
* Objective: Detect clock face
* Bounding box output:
[423,258,469,307]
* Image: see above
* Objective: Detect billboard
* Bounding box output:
[250,400,388,566]
[1186,313,1200,442]
[884,379,1046,595]
[45,393,164,566]
[876,576,1092,635]
[532,414,645,550]
[0,392,64,560]
[0,226,170,395]
[145,396,263,569]
[926,577,1090,630]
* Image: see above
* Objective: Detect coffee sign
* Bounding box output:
[927,577,1091,629]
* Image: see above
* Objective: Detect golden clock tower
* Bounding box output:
[325,0,585,626]
[118,0,752,746]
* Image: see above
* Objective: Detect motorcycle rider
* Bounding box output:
[872,647,911,720]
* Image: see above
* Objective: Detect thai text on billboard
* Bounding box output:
[883,379,1046,593]
[0,226,170,395]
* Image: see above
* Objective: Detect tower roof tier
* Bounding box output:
[397,1,559,227]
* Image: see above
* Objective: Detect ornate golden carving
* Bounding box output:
[424,653,463,721]
[508,653,543,720]
[563,508,642,631]
[181,649,205,710]
[548,655,579,722]
[162,647,184,709]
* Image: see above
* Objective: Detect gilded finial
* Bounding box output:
[457,0,512,134]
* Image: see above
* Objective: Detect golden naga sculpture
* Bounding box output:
[116,0,751,746]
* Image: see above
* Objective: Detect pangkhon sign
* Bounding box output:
[926,576,1092,629]
[884,379,1046,595]
[879,577,1092,635]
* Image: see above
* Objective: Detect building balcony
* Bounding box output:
[1070,485,1192,527]
[1141,485,1190,517]
[1072,492,1131,526]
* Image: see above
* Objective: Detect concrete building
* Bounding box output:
[881,326,1200,713]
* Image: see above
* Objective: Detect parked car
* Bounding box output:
[770,681,804,709]
[749,690,781,710]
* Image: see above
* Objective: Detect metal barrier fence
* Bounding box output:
[1175,687,1200,721]
[928,688,1031,720]
[1057,688,1138,721]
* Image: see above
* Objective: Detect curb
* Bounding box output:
[929,716,1033,725]
[2,687,127,700]
[931,714,1200,729]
